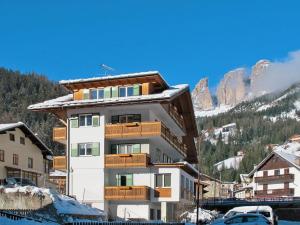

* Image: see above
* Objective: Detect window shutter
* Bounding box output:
[116,174,120,186]
[70,117,79,128]
[127,174,133,186]
[111,86,118,98]
[92,115,100,127]
[92,142,100,156]
[83,89,90,100]
[133,84,140,96]
[71,144,78,157]
[104,87,111,99]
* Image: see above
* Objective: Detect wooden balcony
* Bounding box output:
[104,186,150,201]
[105,153,150,168]
[164,104,185,129]
[154,187,172,198]
[255,188,295,197]
[105,122,187,156]
[53,127,67,144]
[53,156,67,171]
[255,174,294,183]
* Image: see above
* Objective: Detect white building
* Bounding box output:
[28,71,199,221]
[249,141,300,198]
[0,122,52,186]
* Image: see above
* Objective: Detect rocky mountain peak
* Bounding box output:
[192,77,213,110]
[216,68,246,106]
[250,59,271,95]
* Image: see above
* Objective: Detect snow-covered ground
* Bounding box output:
[2,186,104,217]
[214,155,244,171]
[195,105,233,117]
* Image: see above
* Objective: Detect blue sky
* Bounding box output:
[0,0,300,90]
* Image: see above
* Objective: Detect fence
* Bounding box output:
[65,222,185,225]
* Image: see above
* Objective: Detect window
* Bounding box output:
[9,134,15,141]
[71,143,100,157]
[111,114,141,124]
[0,150,4,162]
[98,89,104,99]
[110,144,141,154]
[83,89,90,100]
[164,174,171,187]
[150,209,155,220]
[274,169,280,176]
[44,159,49,173]
[28,157,33,169]
[157,209,161,220]
[127,86,134,96]
[226,216,243,224]
[119,87,126,97]
[20,137,25,145]
[155,174,171,187]
[90,89,98,99]
[79,114,92,127]
[116,174,133,186]
[181,175,184,198]
[244,215,258,222]
[78,143,93,156]
[155,174,163,187]
[13,154,18,165]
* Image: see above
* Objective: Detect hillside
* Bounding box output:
[196,82,300,182]
[0,68,68,155]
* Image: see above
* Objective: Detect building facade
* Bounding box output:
[29,71,199,221]
[249,141,300,198]
[0,122,52,186]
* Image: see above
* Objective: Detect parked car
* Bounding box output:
[5,177,36,187]
[212,213,271,225]
[222,206,276,225]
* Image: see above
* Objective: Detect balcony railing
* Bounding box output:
[53,156,67,171]
[105,122,187,156]
[53,127,67,144]
[105,153,150,168]
[255,188,295,197]
[154,187,172,198]
[104,186,150,201]
[254,174,294,183]
[164,104,184,129]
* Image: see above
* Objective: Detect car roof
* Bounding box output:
[227,206,272,212]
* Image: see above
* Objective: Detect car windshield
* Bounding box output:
[224,211,239,218]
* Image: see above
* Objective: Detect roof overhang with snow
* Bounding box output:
[0,122,53,158]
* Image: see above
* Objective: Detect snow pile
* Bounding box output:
[2,186,105,217]
[181,208,218,224]
[195,105,233,117]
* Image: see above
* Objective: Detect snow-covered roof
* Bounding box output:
[28,84,189,110]
[0,122,52,156]
[249,142,300,176]
[50,170,67,177]
[59,70,168,86]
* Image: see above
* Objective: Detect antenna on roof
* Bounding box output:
[100,64,115,75]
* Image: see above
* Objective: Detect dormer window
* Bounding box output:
[90,88,104,100]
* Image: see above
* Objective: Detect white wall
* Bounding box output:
[68,107,106,210]
[0,128,47,186]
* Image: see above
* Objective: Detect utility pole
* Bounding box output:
[196,135,202,225]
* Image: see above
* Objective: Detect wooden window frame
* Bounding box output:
[28,157,33,169]
[0,150,4,162]
[9,134,15,142]
[20,137,25,145]
[13,154,18,165]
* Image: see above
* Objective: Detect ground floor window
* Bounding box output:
[157,209,161,220]
[116,174,133,186]
[6,168,38,185]
[150,208,155,220]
